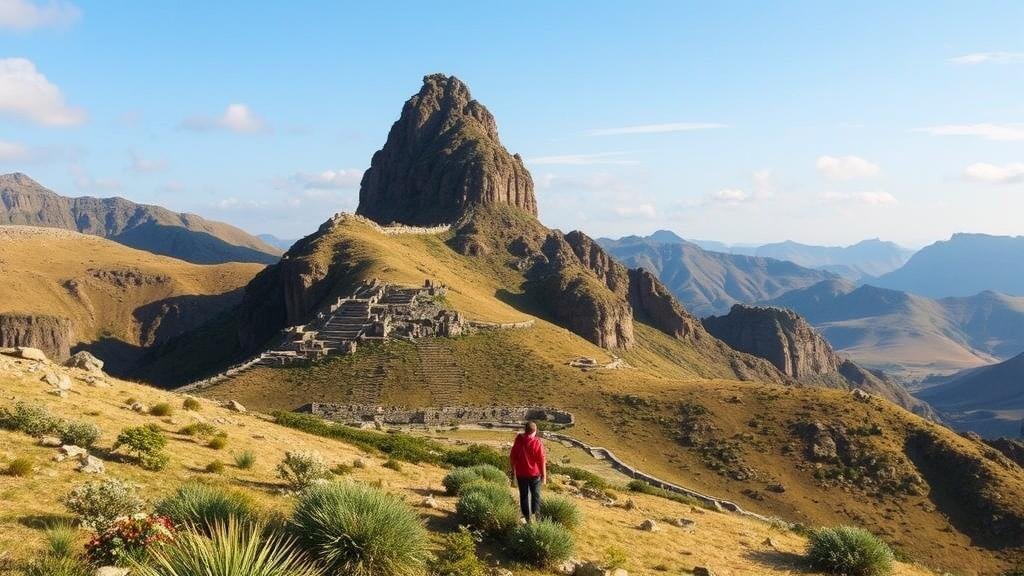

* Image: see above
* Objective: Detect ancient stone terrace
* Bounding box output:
[298,403,574,427]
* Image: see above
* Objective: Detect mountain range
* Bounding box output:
[919,351,1024,438]
[0,172,282,265]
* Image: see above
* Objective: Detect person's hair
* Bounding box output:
[524,421,538,434]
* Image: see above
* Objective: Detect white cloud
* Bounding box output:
[287,169,363,190]
[588,122,726,136]
[0,0,80,30]
[129,151,167,173]
[949,52,1024,65]
[816,155,880,180]
[963,162,1024,184]
[526,152,639,166]
[182,103,265,134]
[821,191,897,205]
[706,188,751,206]
[914,124,1024,141]
[0,139,30,161]
[0,57,85,126]
[213,196,268,210]
[612,203,658,219]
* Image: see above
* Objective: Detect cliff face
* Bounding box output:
[357,74,537,226]
[0,313,74,361]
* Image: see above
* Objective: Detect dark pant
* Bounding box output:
[516,476,542,520]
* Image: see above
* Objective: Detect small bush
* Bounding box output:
[59,421,101,448]
[291,482,430,576]
[507,519,574,568]
[273,411,444,463]
[24,557,91,576]
[208,436,228,450]
[206,460,225,474]
[455,482,519,538]
[549,463,612,493]
[442,444,507,470]
[430,526,485,576]
[626,480,706,508]
[150,403,174,417]
[276,450,331,491]
[45,522,80,557]
[539,495,582,530]
[234,450,256,470]
[443,465,508,496]
[114,424,168,470]
[61,477,145,531]
[0,401,61,436]
[86,514,175,566]
[155,482,261,533]
[5,456,33,477]
[179,422,221,437]
[182,397,202,411]
[807,526,894,576]
[604,545,628,570]
[383,458,403,471]
[136,519,320,576]
[332,462,354,476]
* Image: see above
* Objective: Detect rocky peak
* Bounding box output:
[357,74,537,226]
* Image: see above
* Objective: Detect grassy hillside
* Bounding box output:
[0,350,939,576]
[191,212,1024,574]
[0,226,262,373]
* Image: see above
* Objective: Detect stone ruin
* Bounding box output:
[298,403,574,428]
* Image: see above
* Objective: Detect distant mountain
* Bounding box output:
[919,352,1024,438]
[0,173,282,265]
[767,279,1024,381]
[874,233,1024,298]
[598,233,833,316]
[257,233,298,251]
[750,239,913,280]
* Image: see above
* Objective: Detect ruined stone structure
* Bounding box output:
[299,403,574,427]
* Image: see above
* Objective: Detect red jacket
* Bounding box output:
[510,432,546,478]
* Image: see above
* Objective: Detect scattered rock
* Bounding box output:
[556,559,582,575]
[622,498,636,510]
[693,568,714,576]
[56,445,87,462]
[95,567,131,576]
[852,388,871,402]
[572,561,603,576]
[48,388,69,398]
[762,537,777,548]
[766,482,786,493]
[672,517,696,528]
[222,400,247,413]
[420,495,438,509]
[41,372,61,386]
[65,350,104,372]
[78,454,104,474]
[638,519,659,532]
[14,347,47,362]
[130,402,148,414]
[39,436,61,447]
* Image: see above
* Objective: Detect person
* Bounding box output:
[510,420,546,522]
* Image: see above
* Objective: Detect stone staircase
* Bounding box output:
[317,299,373,350]
[416,339,466,406]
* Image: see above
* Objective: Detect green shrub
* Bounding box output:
[332,462,354,476]
[155,482,261,533]
[455,482,519,538]
[539,495,582,530]
[430,526,485,576]
[442,465,508,496]
[5,455,33,477]
[25,557,91,576]
[59,421,101,448]
[507,519,574,568]
[807,526,894,576]
[626,480,705,508]
[0,401,61,436]
[45,522,80,558]
[61,477,145,531]
[182,397,202,411]
[234,450,256,470]
[208,436,228,450]
[291,482,429,576]
[273,412,443,463]
[549,463,612,493]
[136,519,320,576]
[276,450,332,491]
[603,545,628,570]
[179,422,221,437]
[150,403,174,417]
[442,444,506,470]
[383,459,403,471]
[114,424,168,470]
[206,460,225,474]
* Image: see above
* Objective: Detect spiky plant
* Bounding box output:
[539,495,582,530]
[807,526,894,576]
[45,522,81,558]
[507,519,574,568]
[155,482,261,535]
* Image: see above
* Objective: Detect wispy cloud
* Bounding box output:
[0,57,85,126]
[816,155,880,180]
[914,123,1024,141]
[182,103,266,134]
[280,169,363,191]
[0,139,30,161]
[587,122,725,136]
[963,162,1024,184]
[613,204,658,219]
[0,0,80,30]
[821,191,897,206]
[526,152,639,165]
[705,188,751,206]
[949,52,1024,65]
[129,151,167,173]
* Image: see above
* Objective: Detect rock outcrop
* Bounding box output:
[0,313,74,362]
[357,74,537,226]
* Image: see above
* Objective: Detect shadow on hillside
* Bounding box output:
[133,289,246,345]
[112,222,279,265]
[744,549,814,573]
[494,288,548,320]
[74,338,145,378]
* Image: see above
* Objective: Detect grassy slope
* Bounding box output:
[0,226,262,350]
[0,353,935,576]
[196,213,1024,574]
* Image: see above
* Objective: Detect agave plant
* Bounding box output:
[134,519,321,576]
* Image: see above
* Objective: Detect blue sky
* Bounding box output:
[1,1,1022,246]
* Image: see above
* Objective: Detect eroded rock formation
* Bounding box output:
[0,313,74,361]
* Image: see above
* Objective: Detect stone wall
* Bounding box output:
[298,403,574,427]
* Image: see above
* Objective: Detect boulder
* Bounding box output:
[693,568,714,576]
[222,399,247,413]
[95,567,131,576]
[130,402,148,414]
[419,495,438,509]
[56,445,87,462]
[16,346,48,362]
[638,519,659,532]
[672,517,696,528]
[852,388,871,402]
[39,436,61,447]
[65,350,104,372]
[78,454,105,474]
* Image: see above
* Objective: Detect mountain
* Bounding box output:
[0,225,261,374]
[767,279,1024,381]
[919,352,1024,438]
[0,172,282,265]
[598,234,834,316]
[702,304,934,417]
[257,233,299,251]
[750,239,913,280]
[875,233,1024,298]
